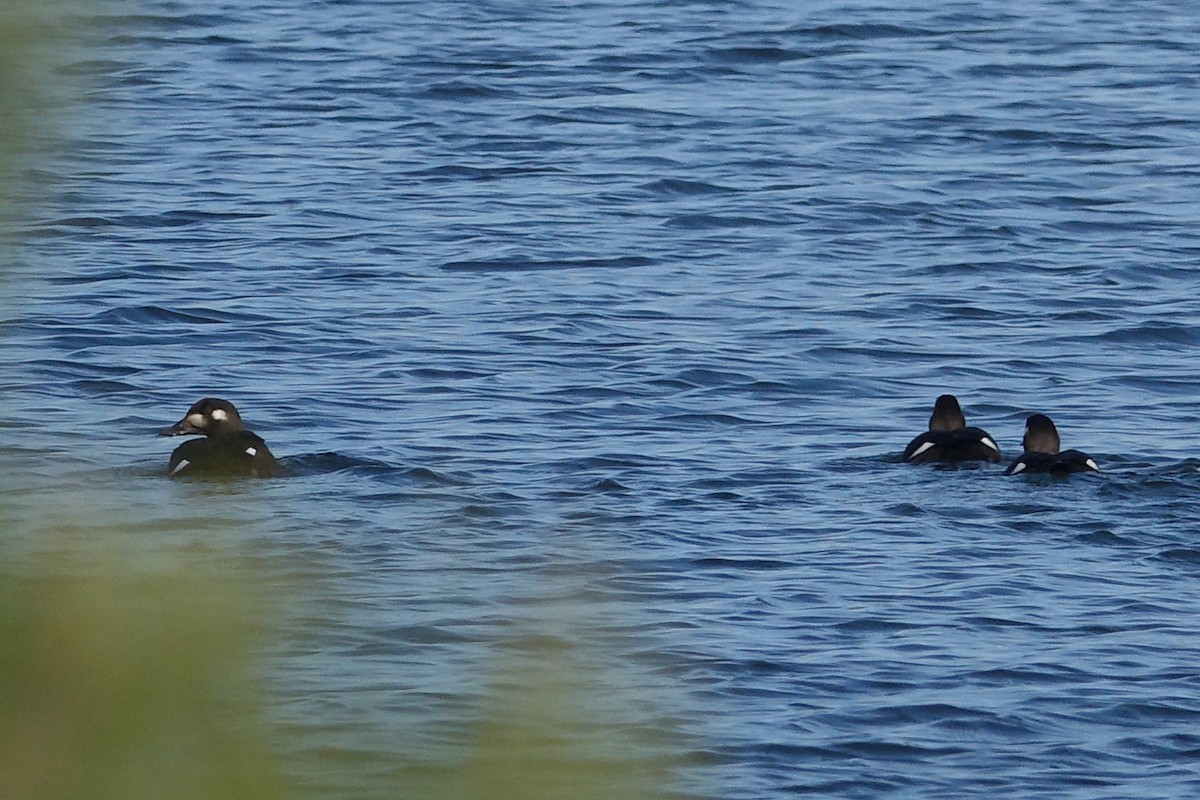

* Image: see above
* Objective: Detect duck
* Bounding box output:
[903,394,1002,464]
[159,398,278,477]
[1004,413,1098,475]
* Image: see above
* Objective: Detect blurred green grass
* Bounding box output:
[0,6,685,800]
[0,566,285,800]
[0,1,70,224]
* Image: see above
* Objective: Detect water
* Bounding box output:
[4,0,1200,797]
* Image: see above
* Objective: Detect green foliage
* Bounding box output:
[0,0,86,230]
[0,5,687,799]
[0,566,285,800]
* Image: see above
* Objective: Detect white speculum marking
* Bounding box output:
[909,441,936,459]
[1086,458,1099,471]
[981,437,998,451]
[211,408,228,421]
[171,459,191,475]
[244,447,257,456]
[1011,461,1027,474]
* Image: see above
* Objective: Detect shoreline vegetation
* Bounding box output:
[0,7,680,799]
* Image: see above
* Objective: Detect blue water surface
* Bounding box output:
[5,1,1200,797]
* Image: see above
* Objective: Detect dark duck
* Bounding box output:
[1004,413,1099,475]
[160,398,278,477]
[903,394,1002,465]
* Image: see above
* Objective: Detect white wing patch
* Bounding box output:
[908,441,936,459]
[170,459,191,475]
[980,437,999,452]
[1085,458,1099,471]
[1010,461,1026,475]
[244,446,258,457]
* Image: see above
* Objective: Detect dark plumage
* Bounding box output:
[160,398,278,478]
[903,394,1002,464]
[1004,413,1098,475]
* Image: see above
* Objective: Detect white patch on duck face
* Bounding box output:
[1085,458,1099,471]
[908,441,936,460]
[1010,461,1027,475]
[170,459,191,475]
[211,408,228,421]
[187,412,206,429]
[244,446,257,457]
[980,437,999,452]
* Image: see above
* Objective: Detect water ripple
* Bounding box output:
[7,1,1200,799]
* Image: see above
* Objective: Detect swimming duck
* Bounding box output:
[903,394,1002,464]
[1004,413,1098,475]
[160,398,278,477]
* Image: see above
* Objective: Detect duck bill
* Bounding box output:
[159,419,196,437]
